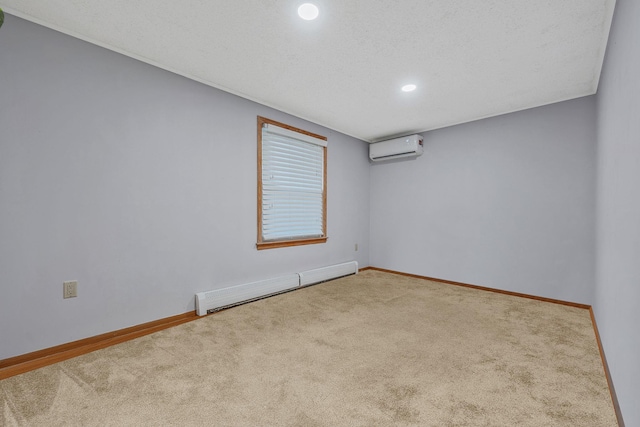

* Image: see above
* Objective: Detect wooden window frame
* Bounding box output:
[257,116,327,250]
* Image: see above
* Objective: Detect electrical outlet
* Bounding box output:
[63,281,78,299]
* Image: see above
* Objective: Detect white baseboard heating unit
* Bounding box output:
[299,261,359,287]
[195,261,358,316]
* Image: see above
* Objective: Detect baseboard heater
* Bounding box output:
[298,261,359,286]
[195,261,358,316]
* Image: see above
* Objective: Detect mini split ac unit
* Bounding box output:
[369,134,424,162]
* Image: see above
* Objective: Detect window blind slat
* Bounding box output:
[261,150,322,170]
[264,137,322,154]
[262,168,322,182]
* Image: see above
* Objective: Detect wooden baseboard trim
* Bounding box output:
[589,308,625,427]
[365,267,591,309]
[0,311,198,380]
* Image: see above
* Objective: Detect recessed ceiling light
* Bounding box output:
[401,84,417,92]
[298,3,319,20]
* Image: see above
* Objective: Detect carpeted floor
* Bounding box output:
[0,270,617,426]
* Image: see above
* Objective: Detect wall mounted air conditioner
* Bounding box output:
[369,134,424,162]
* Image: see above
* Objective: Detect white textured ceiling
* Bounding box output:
[2,1,615,142]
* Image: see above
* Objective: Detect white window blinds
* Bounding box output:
[261,123,326,242]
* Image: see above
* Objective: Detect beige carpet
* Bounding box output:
[0,270,617,426]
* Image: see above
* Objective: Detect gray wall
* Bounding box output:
[0,16,370,360]
[595,0,640,424]
[370,97,597,304]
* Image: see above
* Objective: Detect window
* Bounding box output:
[257,116,327,250]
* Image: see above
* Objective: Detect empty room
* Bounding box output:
[0,1,638,425]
